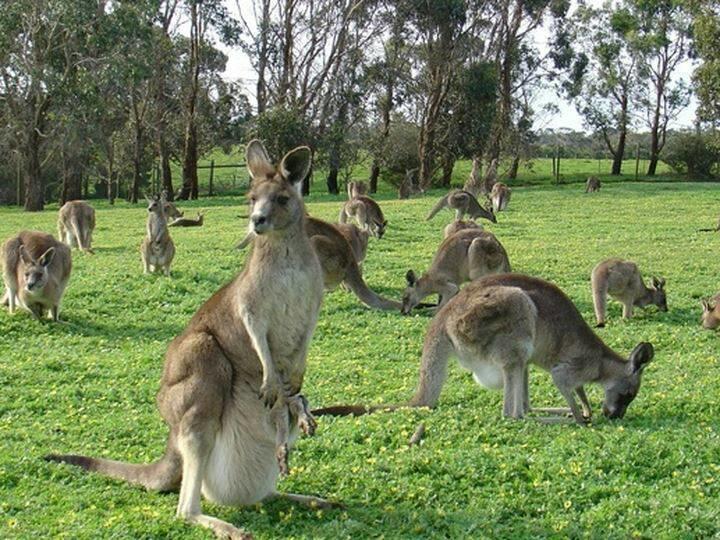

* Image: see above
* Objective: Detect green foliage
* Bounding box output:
[664,130,720,178]
[690,0,720,127]
[1,183,720,538]
[376,119,421,186]
[246,107,315,163]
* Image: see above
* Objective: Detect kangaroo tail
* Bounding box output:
[45,446,181,492]
[344,258,401,311]
[425,195,448,221]
[311,404,402,417]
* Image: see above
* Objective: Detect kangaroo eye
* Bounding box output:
[277,195,289,205]
[249,196,257,204]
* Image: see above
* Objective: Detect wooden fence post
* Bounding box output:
[208,160,214,196]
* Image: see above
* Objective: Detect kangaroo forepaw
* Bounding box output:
[276,443,290,477]
[259,379,281,408]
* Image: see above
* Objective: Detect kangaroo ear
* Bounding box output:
[280,146,312,187]
[383,220,388,226]
[246,139,273,178]
[628,342,654,373]
[38,247,55,267]
[406,269,416,286]
[701,299,711,311]
[652,277,665,290]
[19,245,34,265]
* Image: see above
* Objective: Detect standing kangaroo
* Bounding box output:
[591,259,667,327]
[347,181,368,199]
[426,189,497,223]
[585,176,601,193]
[46,141,331,540]
[489,182,511,212]
[141,194,176,276]
[401,229,511,314]
[700,294,720,329]
[315,274,655,425]
[1,231,72,321]
[57,200,96,253]
[339,195,388,238]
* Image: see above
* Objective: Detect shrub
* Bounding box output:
[664,130,720,179]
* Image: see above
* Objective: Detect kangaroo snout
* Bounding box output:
[251,213,271,234]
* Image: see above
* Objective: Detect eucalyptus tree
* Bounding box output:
[688,0,720,133]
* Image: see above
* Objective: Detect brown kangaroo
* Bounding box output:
[57,200,96,253]
[401,229,511,314]
[444,220,482,238]
[585,176,601,193]
[141,194,175,276]
[700,294,720,329]
[315,274,655,426]
[46,141,332,540]
[426,189,497,223]
[489,182,511,212]
[339,195,388,238]
[591,259,667,327]
[1,231,72,321]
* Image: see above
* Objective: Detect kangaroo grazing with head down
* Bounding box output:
[700,294,720,329]
[315,274,655,425]
[57,200,96,254]
[489,182,511,212]
[46,141,331,540]
[591,258,667,327]
[339,195,388,239]
[426,189,497,223]
[141,194,176,276]
[585,176,601,193]
[1,231,72,321]
[335,222,370,267]
[401,229,511,314]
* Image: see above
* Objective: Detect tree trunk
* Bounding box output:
[326,166,339,195]
[180,123,199,199]
[612,128,626,176]
[159,135,173,199]
[302,164,311,196]
[24,128,44,211]
[130,127,143,203]
[647,83,663,176]
[508,155,520,180]
[369,161,380,193]
[179,3,200,200]
[440,150,455,188]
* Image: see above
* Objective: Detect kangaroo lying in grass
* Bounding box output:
[314,274,655,425]
[591,259,667,327]
[57,200,96,253]
[1,231,72,322]
[47,141,331,540]
[169,212,204,227]
[401,229,511,314]
[426,189,497,223]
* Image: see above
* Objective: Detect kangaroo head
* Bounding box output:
[246,139,311,237]
[373,219,388,239]
[603,342,653,419]
[145,194,164,216]
[163,202,183,220]
[401,269,431,314]
[650,277,668,311]
[19,245,55,292]
[700,297,720,329]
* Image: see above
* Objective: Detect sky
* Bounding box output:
[218,0,698,133]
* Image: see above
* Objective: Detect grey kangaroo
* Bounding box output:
[314,274,654,426]
[426,189,497,223]
[46,140,332,540]
[57,200,96,253]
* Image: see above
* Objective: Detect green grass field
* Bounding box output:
[1,181,719,538]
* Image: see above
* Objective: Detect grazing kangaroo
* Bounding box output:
[238,216,400,311]
[57,200,96,253]
[700,294,720,329]
[141,194,176,276]
[444,219,482,238]
[426,189,497,223]
[401,230,511,314]
[1,231,72,321]
[314,274,655,425]
[339,195,388,239]
[169,212,205,227]
[585,176,601,193]
[46,141,331,540]
[591,259,667,327]
[489,182,511,212]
